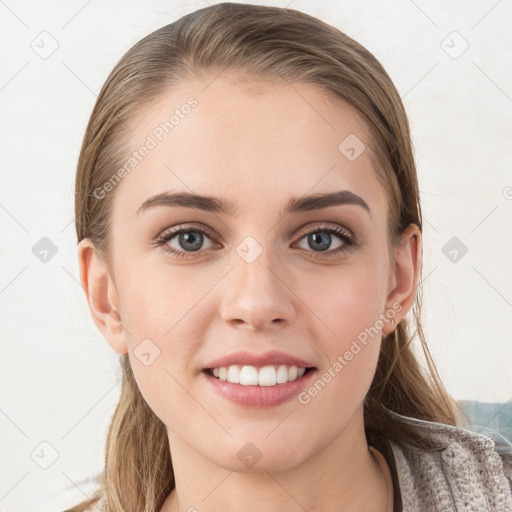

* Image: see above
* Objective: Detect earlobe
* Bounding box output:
[77,238,128,355]
[382,223,422,335]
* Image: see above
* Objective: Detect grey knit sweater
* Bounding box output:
[380,410,512,511]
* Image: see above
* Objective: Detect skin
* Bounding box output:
[78,72,421,512]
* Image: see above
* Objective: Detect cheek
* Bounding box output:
[300,257,386,406]
[299,275,384,427]
[118,269,218,426]
[304,257,387,344]
[128,355,193,440]
[117,258,223,342]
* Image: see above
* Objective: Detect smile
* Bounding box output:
[206,364,311,386]
[202,349,317,407]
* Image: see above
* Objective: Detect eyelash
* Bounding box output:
[153,222,357,260]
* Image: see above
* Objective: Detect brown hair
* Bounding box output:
[72,3,466,511]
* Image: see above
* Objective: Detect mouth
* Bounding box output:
[201,349,318,407]
[203,364,315,386]
[202,364,318,407]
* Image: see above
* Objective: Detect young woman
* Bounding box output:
[69,3,512,511]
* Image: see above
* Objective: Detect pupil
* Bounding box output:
[179,231,202,251]
[309,232,331,252]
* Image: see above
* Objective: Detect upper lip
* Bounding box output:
[204,350,315,369]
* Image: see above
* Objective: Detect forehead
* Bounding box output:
[110,74,387,221]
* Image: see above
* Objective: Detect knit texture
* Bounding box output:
[388,411,512,511]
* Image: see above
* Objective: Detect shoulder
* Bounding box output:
[387,411,512,511]
[483,429,512,495]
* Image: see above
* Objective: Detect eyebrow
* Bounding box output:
[137,190,371,217]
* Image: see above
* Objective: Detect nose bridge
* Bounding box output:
[220,238,296,330]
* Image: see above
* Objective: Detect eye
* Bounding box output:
[153,222,357,260]
[294,223,357,257]
[154,225,217,258]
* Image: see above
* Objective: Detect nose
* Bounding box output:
[220,252,297,331]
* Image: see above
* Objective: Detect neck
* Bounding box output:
[161,407,390,512]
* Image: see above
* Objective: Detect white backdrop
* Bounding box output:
[1,0,511,510]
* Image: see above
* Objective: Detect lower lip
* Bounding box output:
[201,369,318,408]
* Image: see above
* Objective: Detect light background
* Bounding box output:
[0,0,511,510]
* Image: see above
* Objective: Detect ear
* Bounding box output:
[382,223,422,336]
[77,238,128,355]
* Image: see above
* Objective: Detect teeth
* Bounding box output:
[258,366,276,386]
[227,365,240,384]
[209,364,309,386]
[276,364,289,384]
[239,365,259,385]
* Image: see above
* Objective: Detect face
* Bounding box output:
[86,73,410,473]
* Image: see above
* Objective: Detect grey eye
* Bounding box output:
[167,230,214,252]
[297,231,343,252]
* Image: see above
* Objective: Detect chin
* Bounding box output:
[205,439,312,474]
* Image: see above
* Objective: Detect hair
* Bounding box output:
[72,3,468,511]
